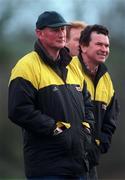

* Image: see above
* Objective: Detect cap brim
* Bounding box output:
[47,23,71,28]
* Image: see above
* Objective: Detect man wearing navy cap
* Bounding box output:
[8,11,94,179]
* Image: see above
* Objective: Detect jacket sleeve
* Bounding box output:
[100,93,120,153]
[8,77,56,136]
[82,80,95,129]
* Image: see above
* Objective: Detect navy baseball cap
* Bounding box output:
[36,11,70,29]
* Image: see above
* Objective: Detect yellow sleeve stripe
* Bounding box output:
[56,121,71,129]
[82,122,90,129]
[95,139,100,146]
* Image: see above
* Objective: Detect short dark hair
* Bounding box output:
[79,24,109,46]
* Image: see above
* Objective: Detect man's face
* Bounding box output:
[82,32,110,65]
[66,27,83,56]
[37,26,66,50]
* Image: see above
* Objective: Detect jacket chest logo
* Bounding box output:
[75,86,82,92]
[102,103,107,110]
[52,86,59,92]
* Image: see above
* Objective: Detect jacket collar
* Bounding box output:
[34,40,72,67]
[78,53,108,83]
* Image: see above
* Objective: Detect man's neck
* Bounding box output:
[82,54,98,76]
[42,44,60,61]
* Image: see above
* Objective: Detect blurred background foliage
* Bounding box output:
[0,0,125,179]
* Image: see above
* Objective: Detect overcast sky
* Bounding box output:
[1,0,113,34]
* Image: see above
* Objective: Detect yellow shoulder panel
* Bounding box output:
[9,51,41,90]
[69,56,85,90]
[95,72,114,105]
[9,53,86,91]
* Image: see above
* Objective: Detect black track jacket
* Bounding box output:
[76,54,119,154]
[8,41,94,178]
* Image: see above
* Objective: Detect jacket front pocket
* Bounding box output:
[52,128,72,152]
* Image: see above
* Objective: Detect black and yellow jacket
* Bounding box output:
[8,41,94,177]
[76,54,119,154]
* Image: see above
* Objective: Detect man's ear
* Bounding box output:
[35,29,43,39]
[80,45,87,53]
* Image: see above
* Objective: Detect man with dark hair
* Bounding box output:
[73,24,119,179]
[8,11,95,179]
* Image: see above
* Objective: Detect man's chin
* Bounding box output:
[98,59,106,64]
[58,45,66,49]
